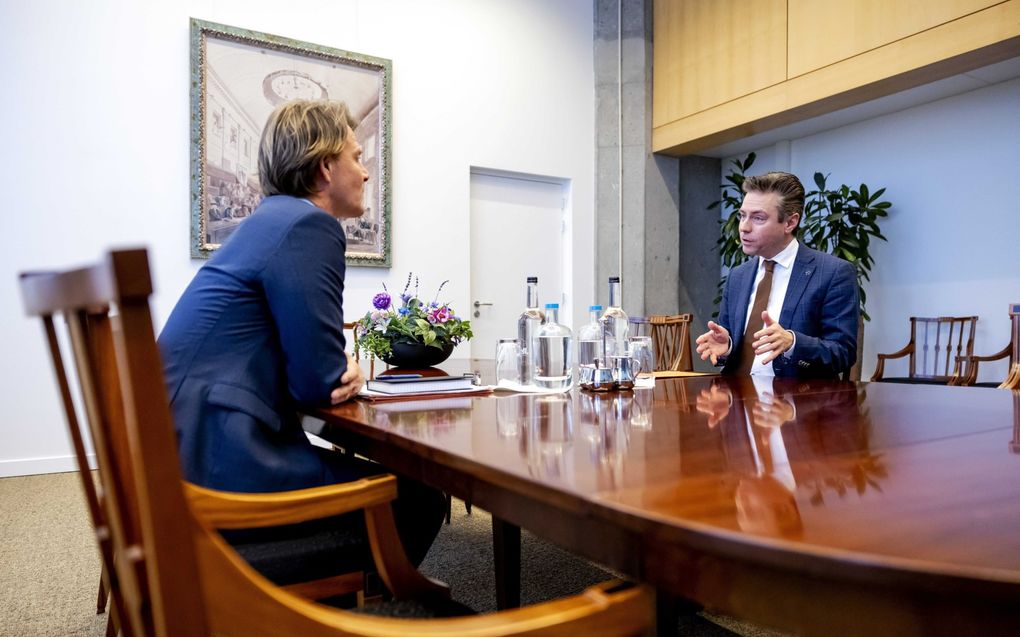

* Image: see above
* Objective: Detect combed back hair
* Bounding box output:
[742,171,805,223]
[258,100,359,198]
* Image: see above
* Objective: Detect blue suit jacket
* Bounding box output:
[159,195,355,492]
[718,244,859,379]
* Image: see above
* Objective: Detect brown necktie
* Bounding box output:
[736,260,775,375]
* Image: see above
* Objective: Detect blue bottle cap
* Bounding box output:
[589,305,603,311]
[545,303,559,309]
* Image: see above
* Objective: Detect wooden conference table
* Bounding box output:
[307,361,1020,636]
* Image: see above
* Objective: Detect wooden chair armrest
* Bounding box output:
[185,474,397,529]
[200,519,655,636]
[964,343,1013,364]
[364,503,451,601]
[952,344,1012,386]
[870,343,914,381]
[875,343,914,361]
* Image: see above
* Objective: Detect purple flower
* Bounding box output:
[372,293,391,310]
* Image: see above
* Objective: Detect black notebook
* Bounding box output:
[364,375,476,395]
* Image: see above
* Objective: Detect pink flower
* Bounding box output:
[429,306,451,324]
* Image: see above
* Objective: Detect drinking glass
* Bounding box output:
[495,338,523,385]
[629,336,654,377]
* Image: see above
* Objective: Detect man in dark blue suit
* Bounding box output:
[159,100,444,564]
[696,172,858,379]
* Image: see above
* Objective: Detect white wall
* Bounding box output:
[727,77,1020,382]
[0,0,595,476]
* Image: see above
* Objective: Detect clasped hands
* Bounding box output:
[695,311,794,366]
[330,352,365,404]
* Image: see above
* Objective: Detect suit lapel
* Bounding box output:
[780,246,817,326]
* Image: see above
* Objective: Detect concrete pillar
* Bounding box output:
[594,0,719,371]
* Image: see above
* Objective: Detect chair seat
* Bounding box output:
[222,513,368,586]
[349,597,478,619]
[873,377,949,386]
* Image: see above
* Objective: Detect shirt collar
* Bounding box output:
[760,238,799,271]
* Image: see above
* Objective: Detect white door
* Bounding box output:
[469,171,568,359]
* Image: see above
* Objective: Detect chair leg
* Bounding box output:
[105,601,120,637]
[444,493,452,524]
[97,569,108,613]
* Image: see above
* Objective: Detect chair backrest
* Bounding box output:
[20,249,207,636]
[649,314,693,372]
[909,316,977,381]
[21,249,654,637]
[1010,303,1020,371]
[1003,304,1020,390]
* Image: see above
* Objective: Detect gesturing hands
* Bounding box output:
[696,384,733,428]
[330,352,365,404]
[695,321,731,365]
[751,311,795,365]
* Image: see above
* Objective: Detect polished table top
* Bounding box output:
[311,361,1020,634]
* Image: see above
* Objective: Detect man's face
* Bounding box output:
[738,191,798,259]
[320,129,369,219]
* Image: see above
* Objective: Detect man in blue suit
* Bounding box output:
[159,100,444,564]
[695,172,858,379]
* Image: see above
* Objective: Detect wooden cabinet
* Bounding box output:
[653,0,1020,155]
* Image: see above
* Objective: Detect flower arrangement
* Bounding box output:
[355,274,473,361]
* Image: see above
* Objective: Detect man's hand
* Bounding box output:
[751,311,795,365]
[696,321,731,365]
[330,352,365,404]
[695,384,733,428]
[750,394,796,428]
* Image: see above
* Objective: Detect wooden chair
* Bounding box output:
[649,314,693,372]
[950,304,1020,388]
[20,248,654,637]
[870,316,978,384]
[30,258,382,635]
[344,321,375,380]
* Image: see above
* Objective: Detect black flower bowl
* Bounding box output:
[382,341,455,369]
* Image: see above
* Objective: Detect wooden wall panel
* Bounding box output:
[653,0,786,127]
[652,0,1020,155]
[789,0,1002,77]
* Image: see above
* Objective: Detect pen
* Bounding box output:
[382,374,423,379]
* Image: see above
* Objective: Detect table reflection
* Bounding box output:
[685,375,886,538]
[364,396,473,437]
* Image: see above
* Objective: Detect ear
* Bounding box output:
[308,157,331,195]
[785,212,800,234]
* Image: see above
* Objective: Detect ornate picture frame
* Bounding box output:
[190,18,392,266]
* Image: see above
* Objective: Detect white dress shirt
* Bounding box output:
[742,239,799,376]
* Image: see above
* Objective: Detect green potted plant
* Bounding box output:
[708,153,892,377]
[355,274,474,368]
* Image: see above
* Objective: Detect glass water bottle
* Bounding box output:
[535,303,573,390]
[517,276,545,385]
[601,276,629,359]
[577,305,603,366]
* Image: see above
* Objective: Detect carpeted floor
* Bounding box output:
[0,471,787,636]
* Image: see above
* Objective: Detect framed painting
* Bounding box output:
[190,18,392,266]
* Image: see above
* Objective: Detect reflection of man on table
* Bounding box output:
[697,376,802,536]
[695,172,859,379]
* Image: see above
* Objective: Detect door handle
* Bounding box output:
[473,301,493,317]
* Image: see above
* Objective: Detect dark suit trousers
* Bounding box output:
[220,451,447,571]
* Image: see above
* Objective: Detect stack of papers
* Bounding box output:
[359,374,492,402]
[365,375,476,395]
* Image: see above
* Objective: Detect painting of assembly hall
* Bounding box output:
[190,19,392,266]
